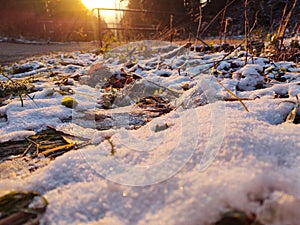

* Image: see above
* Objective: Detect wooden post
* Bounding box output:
[195,4,203,48]
[97,9,103,48]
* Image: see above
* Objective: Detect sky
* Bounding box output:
[81,0,129,23]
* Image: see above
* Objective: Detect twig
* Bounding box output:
[18,95,24,107]
[195,37,210,48]
[224,97,253,102]
[21,143,33,157]
[130,73,182,97]
[26,138,40,156]
[217,79,249,112]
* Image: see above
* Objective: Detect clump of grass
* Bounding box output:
[98,31,118,54]
[0,74,35,107]
[0,191,48,225]
[214,210,264,225]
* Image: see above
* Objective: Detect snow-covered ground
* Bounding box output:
[0,40,300,225]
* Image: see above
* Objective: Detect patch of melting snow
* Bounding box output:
[0,41,300,225]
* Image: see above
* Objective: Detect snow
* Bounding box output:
[0,40,300,225]
[0,98,71,142]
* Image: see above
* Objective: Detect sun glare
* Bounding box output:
[82,0,127,22]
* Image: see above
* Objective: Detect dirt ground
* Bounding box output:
[0,42,98,66]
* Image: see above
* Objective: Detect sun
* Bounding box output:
[81,0,116,10]
[81,0,126,22]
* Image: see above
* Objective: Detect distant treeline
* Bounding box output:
[0,0,299,41]
[123,0,300,39]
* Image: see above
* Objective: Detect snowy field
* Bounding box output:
[0,40,300,225]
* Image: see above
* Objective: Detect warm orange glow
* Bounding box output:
[81,0,127,22]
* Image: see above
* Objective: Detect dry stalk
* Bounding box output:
[244,0,249,64]
[199,0,236,37]
[220,0,230,44]
[195,2,203,47]
[277,0,298,49]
